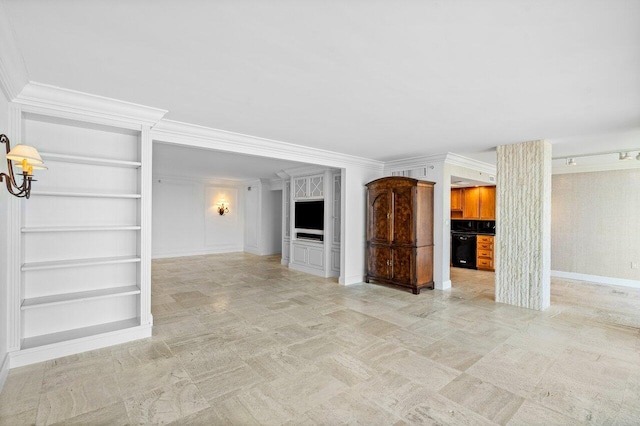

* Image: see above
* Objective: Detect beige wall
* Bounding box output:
[552,169,640,281]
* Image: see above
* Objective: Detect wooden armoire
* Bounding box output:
[365,177,435,294]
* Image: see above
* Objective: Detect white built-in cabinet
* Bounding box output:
[283,169,340,278]
[331,173,341,275]
[281,181,291,265]
[8,100,155,367]
[293,174,324,200]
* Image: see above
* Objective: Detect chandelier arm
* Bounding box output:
[0,134,21,189]
[2,174,26,197]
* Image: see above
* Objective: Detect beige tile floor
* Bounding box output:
[1,252,640,425]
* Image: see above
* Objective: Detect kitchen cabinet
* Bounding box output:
[463,187,480,219]
[365,176,435,294]
[450,186,496,220]
[479,186,496,220]
[476,235,494,271]
[451,188,463,212]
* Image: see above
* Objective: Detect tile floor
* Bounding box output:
[1,252,639,425]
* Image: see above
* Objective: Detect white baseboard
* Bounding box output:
[340,274,365,285]
[243,246,261,256]
[10,323,152,368]
[436,280,452,290]
[152,246,243,259]
[0,354,9,393]
[281,258,289,265]
[551,270,640,289]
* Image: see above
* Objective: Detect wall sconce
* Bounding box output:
[0,134,47,199]
[217,201,229,216]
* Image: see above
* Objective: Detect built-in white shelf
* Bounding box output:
[21,285,140,310]
[21,318,140,350]
[22,225,141,233]
[30,191,141,199]
[22,256,141,272]
[39,152,141,168]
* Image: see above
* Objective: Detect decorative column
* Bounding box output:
[495,140,551,310]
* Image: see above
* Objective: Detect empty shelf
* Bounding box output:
[22,256,141,271]
[30,191,141,198]
[22,225,141,233]
[22,285,140,310]
[39,152,141,168]
[21,318,140,350]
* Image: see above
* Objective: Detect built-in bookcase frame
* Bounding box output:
[7,100,156,367]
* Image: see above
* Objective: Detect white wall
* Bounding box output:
[152,176,243,258]
[243,181,260,254]
[340,166,383,284]
[264,189,282,255]
[552,169,640,284]
[243,180,282,256]
[0,88,9,387]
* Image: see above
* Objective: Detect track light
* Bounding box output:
[619,152,633,161]
[554,149,640,166]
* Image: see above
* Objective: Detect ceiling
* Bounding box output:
[4,0,640,162]
[153,143,311,181]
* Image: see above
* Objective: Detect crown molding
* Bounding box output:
[153,173,244,186]
[14,82,167,129]
[444,152,497,175]
[151,119,384,171]
[384,152,496,181]
[0,3,29,100]
[282,164,338,177]
[384,153,448,172]
[384,152,495,175]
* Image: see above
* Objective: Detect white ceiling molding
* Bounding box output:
[0,2,29,100]
[282,164,339,177]
[151,119,384,171]
[14,82,167,129]
[153,173,244,187]
[384,152,496,176]
[384,153,448,175]
[444,153,497,175]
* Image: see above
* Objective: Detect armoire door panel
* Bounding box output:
[391,247,413,284]
[367,245,391,280]
[368,189,391,243]
[392,186,414,245]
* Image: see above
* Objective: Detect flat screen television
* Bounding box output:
[294,200,324,230]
